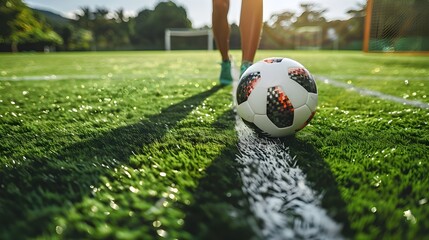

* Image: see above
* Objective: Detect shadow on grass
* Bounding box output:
[0,85,223,239]
[280,136,354,238]
[185,124,354,239]
[183,109,259,240]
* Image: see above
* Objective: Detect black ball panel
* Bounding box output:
[288,68,317,93]
[236,71,261,105]
[266,86,294,128]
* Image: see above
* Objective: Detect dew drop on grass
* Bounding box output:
[403,210,417,224]
[55,226,64,235]
[168,193,176,200]
[123,170,131,178]
[105,182,112,190]
[91,205,98,212]
[157,229,167,238]
[373,177,381,187]
[129,186,139,193]
[169,187,178,193]
[372,67,381,74]
[153,220,162,228]
[109,200,119,210]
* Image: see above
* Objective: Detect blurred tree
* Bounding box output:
[131,1,192,49]
[261,4,328,49]
[113,8,131,49]
[32,8,73,50]
[130,9,152,47]
[260,2,368,50]
[74,7,95,49]
[261,11,296,49]
[68,28,93,50]
[75,7,93,29]
[92,7,114,50]
[343,3,365,49]
[0,0,62,52]
[74,6,130,50]
[59,25,73,50]
[295,3,327,28]
[229,23,241,49]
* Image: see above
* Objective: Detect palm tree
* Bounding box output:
[75,6,93,29]
[95,7,109,20]
[114,8,126,23]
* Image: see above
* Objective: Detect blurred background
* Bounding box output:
[1,0,428,52]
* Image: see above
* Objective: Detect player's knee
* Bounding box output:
[212,0,229,12]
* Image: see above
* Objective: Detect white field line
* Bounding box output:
[0,73,212,81]
[319,76,429,110]
[0,75,101,81]
[319,75,428,81]
[232,67,343,239]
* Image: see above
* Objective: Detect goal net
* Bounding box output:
[165,28,214,51]
[363,0,429,53]
[294,26,323,50]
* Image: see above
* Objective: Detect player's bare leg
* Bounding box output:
[240,0,263,75]
[212,0,230,61]
[212,0,233,84]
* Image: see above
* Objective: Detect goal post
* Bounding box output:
[363,0,429,53]
[165,28,214,51]
[294,26,323,50]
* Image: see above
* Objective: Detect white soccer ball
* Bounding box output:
[236,57,318,137]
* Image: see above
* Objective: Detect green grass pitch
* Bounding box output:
[0,51,428,239]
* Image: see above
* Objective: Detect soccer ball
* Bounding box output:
[236,57,318,137]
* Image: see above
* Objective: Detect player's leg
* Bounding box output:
[240,0,263,75]
[212,0,233,84]
[212,0,230,61]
